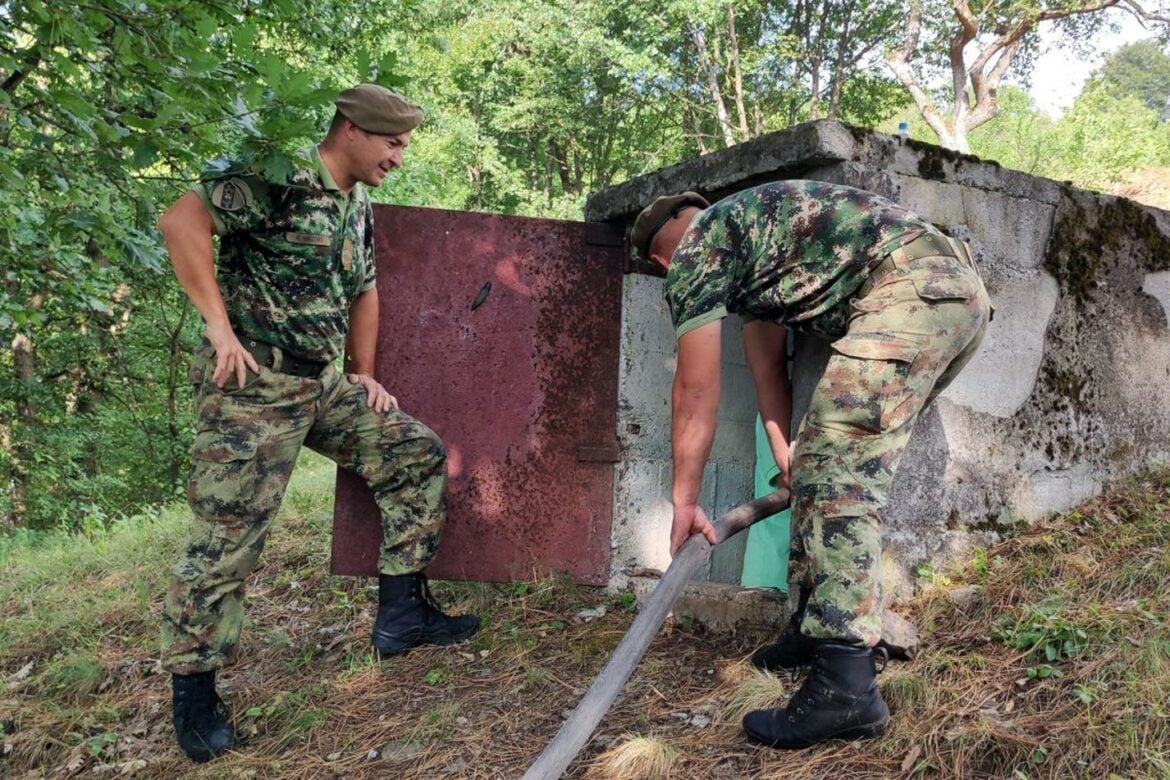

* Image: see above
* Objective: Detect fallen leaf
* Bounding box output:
[901,744,922,773]
[576,605,606,621]
[381,739,423,764]
[118,758,148,776]
[8,661,33,683]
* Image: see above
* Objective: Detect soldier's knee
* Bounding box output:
[389,422,445,471]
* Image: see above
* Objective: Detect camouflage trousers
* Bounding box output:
[162,347,447,674]
[788,236,991,646]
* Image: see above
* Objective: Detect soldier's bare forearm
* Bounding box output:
[743,320,792,481]
[670,390,717,506]
[345,288,379,376]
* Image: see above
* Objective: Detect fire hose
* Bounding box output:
[522,489,791,779]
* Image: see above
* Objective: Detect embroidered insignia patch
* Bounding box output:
[210,178,253,212]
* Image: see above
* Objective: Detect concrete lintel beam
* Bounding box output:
[585,120,1067,226]
[584,120,857,223]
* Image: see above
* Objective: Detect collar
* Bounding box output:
[309,145,343,192]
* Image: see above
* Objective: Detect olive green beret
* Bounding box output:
[630,191,710,260]
[336,83,423,135]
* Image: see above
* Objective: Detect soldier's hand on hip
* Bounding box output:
[347,373,399,413]
[206,322,260,390]
[670,503,718,556]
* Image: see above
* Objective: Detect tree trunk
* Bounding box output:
[891,0,1128,150]
[691,25,735,148]
[828,1,857,119]
[0,424,16,530]
[886,0,959,149]
[806,0,831,120]
[726,4,750,141]
[684,101,710,155]
[549,138,574,195]
[6,332,36,527]
[527,135,539,192]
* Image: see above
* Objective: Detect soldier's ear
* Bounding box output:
[648,248,671,270]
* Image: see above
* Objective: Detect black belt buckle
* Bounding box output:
[282,356,327,378]
[243,340,325,379]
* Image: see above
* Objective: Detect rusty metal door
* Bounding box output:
[331,206,623,585]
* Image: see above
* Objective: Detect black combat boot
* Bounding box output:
[371,572,480,656]
[742,641,889,749]
[172,671,236,763]
[751,610,815,671]
[751,587,814,671]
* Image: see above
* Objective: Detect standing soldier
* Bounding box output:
[157,84,479,763]
[630,181,991,749]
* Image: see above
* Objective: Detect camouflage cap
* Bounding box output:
[630,192,710,260]
[336,83,423,135]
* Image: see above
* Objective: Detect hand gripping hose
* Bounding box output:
[522,489,791,780]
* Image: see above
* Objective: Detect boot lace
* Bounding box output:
[417,573,446,616]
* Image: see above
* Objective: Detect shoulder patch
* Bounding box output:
[209,178,255,212]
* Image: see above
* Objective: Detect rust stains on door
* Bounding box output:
[332,206,623,585]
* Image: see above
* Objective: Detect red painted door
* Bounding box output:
[331,206,623,585]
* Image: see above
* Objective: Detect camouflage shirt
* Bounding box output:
[665,180,938,339]
[194,146,376,363]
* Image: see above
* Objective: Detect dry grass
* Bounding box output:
[587,735,681,779]
[1,461,1169,778]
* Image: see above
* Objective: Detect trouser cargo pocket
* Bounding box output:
[188,431,259,529]
[827,334,920,432]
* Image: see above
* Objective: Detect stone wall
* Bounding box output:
[587,120,1170,599]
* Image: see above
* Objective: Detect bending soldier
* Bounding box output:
[631,180,991,749]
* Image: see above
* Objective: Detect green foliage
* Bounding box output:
[888,81,1170,192]
[87,732,118,759]
[393,0,906,216]
[1097,39,1170,118]
[44,650,105,700]
[423,667,451,685]
[613,590,638,611]
[993,600,1090,675]
[0,0,414,529]
[1049,83,1170,190]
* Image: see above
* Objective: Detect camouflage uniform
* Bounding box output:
[667,181,991,647]
[162,148,447,674]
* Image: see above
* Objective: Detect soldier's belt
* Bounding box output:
[857,232,967,298]
[243,339,328,379]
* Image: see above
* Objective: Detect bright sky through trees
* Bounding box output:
[1023,12,1155,114]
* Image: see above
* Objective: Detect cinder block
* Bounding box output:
[625,578,788,636]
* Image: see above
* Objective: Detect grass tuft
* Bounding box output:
[716,666,789,723]
[588,734,681,779]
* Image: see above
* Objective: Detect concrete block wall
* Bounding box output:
[588,120,1170,600]
[608,273,757,588]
